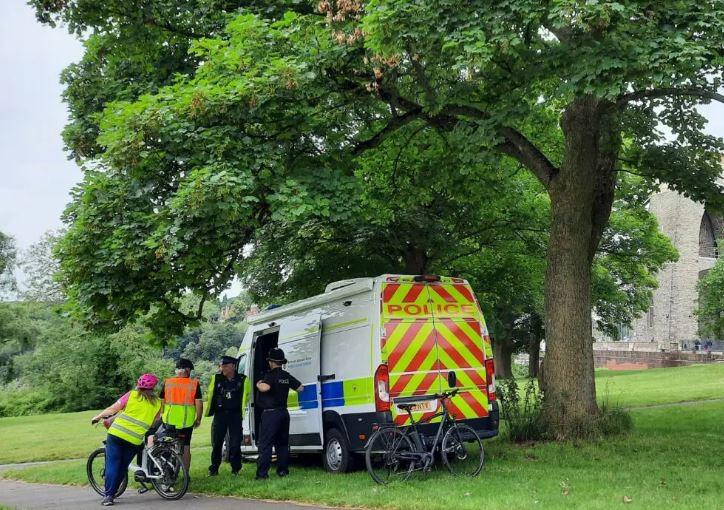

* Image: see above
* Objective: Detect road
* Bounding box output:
[0,480,333,510]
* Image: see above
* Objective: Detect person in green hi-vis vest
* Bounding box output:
[91,373,162,507]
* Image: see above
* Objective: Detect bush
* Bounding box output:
[498,378,633,442]
[498,378,546,442]
[0,387,55,417]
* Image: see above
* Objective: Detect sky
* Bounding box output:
[0,2,83,251]
[0,1,723,255]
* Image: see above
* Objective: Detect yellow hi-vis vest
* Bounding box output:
[108,390,162,446]
[161,377,199,428]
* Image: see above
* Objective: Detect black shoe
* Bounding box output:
[101,496,114,506]
[277,471,289,477]
[231,470,240,476]
[208,468,219,477]
[254,475,269,480]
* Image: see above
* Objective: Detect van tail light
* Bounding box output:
[374,364,390,412]
[485,358,496,401]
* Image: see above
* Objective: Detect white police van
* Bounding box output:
[235,274,499,472]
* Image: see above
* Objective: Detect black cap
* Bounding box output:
[266,348,287,364]
[220,355,237,365]
[176,358,194,370]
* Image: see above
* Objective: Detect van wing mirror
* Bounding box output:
[447,371,457,388]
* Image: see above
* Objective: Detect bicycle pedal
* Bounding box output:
[137,484,149,495]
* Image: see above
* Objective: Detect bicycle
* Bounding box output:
[87,418,190,500]
[364,375,485,484]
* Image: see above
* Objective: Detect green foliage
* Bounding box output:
[0,232,17,296]
[18,230,65,303]
[498,378,546,442]
[696,244,724,339]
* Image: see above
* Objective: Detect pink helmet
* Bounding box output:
[136,373,159,390]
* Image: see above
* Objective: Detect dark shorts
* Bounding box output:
[162,424,194,446]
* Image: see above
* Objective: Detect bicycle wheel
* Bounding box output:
[365,427,416,485]
[86,447,128,498]
[441,423,484,477]
[149,445,189,500]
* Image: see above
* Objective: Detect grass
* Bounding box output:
[594,363,724,407]
[0,410,212,464]
[1,364,723,509]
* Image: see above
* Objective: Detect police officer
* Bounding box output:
[255,348,303,479]
[205,355,246,476]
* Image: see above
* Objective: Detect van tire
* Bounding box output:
[322,428,356,473]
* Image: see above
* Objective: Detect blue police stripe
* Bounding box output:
[321,381,344,408]
[298,384,319,410]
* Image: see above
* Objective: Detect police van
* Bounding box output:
[236,274,499,473]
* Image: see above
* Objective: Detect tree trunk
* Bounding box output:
[541,97,618,438]
[492,335,515,379]
[403,245,428,274]
[528,335,541,378]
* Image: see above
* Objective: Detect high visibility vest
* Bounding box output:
[108,390,161,446]
[204,373,248,418]
[162,377,199,428]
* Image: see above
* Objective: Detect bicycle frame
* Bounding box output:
[128,438,179,480]
[379,395,457,470]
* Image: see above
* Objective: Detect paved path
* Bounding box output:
[0,480,333,510]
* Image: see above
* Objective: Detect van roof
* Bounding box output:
[246,274,471,325]
[246,277,375,325]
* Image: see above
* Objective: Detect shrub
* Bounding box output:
[0,387,56,417]
[498,378,546,442]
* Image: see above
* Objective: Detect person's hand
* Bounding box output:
[91,416,100,425]
[194,418,201,429]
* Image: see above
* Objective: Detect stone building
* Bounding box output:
[629,182,724,348]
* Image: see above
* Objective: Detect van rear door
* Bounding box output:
[380,277,442,425]
[278,312,323,448]
[428,278,491,420]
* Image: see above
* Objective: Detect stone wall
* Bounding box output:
[594,350,723,370]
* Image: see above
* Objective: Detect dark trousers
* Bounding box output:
[210,409,242,472]
[256,408,290,477]
[104,434,139,498]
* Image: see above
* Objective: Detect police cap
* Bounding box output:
[266,348,287,364]
[220,355,238,365]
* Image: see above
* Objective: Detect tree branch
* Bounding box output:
[616,87,724,108]
[442,104,559,187]
[352,108,422,155]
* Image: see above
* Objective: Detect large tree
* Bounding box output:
[38,1,723,436]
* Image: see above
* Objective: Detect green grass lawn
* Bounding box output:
[0,410,212,464]
[4,401,723,510]
[595,363,724,407]
[1,364,723,509]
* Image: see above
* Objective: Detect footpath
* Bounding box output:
[0,480,331,510]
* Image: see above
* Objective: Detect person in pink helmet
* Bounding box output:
[91,374,163,506]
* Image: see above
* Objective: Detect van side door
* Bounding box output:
[278,312,323,449]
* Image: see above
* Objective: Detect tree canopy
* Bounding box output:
[36,0,723,436]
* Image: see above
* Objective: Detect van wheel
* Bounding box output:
[323,428,355,473]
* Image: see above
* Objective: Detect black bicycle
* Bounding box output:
[364,373,485,484]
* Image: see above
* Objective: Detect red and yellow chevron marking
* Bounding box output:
[433,319,484,368]
[381,282,433,319]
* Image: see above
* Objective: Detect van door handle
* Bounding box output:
[318,374,336,382]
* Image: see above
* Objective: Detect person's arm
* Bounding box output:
[91,392,128,424]
[291,375,303,393]
[194,383,203,427]
[256,380,271,392]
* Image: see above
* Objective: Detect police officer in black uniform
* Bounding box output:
[255,347,303,479]
[206,355,245,476]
